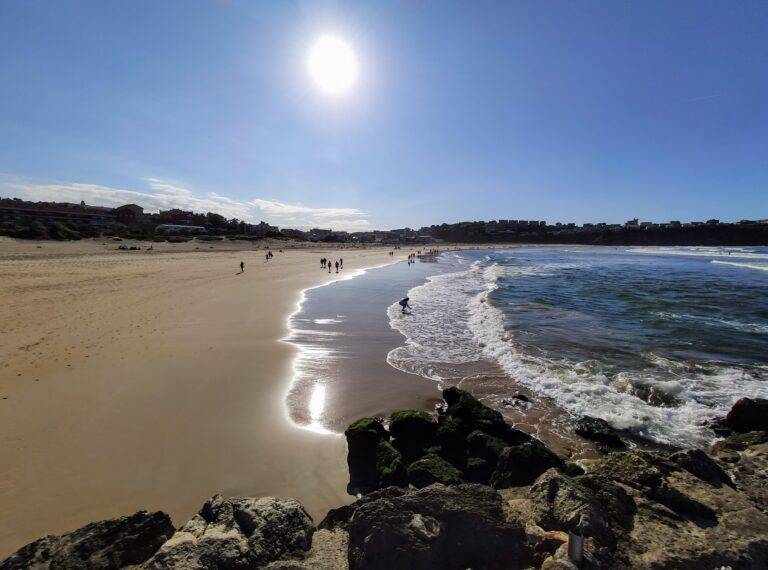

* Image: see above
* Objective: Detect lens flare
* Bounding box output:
[307,35,358,96]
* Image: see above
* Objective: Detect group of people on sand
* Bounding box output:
[320,257,343,273]
[238,249,282,272]
[407,253,417,265]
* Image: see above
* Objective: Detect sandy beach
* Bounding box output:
[0,237,401,556]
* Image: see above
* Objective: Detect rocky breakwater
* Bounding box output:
[3,391,768,569]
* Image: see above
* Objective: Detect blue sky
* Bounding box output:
[1,1,766,230]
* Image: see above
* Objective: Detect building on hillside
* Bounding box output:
[308,228,333,241]
[625,218,639,228]
[155,224,207,235]
[281,228,308,239]
[114,204,144,225]
[158,209,194,225]
[0,202,116,227]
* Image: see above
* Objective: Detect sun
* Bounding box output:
[307,35,358,96]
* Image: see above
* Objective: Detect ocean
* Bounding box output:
[288,246,768,448]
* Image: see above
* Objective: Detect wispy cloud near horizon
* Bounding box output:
[0,176,371,231]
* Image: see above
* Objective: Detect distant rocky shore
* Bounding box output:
[3,390,767,569]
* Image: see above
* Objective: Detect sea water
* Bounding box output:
[387,246,768,447]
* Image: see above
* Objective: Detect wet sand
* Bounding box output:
[286,251,601,463]
[0,237,400,556]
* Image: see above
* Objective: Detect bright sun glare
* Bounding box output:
[307,35,358,96]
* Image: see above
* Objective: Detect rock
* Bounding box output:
[490,440,566,488]
[0,511,173,569]
[318,487,407,532]
[407,454,464,488]
[724,430,768,450]
[344,417,389,493]
[540,557,577,570]
[670,448,733,488]
[532,529,569,567]
[710,441,768,514]
[317,503,356,531]
[588,449,768,568]
[347,483,531,569]
[434,415,469,467]
[466,430,508,468]
[574,416,626,449]
[528,469,634,565]
[464,456,493,484]
[707,416,733,437]
[375,440,409,488]
[726,397,768,433]
[143,494,314,569]
[389,410,437,459]
[442,387,509,438]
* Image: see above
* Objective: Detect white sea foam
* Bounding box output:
[655,311,768,334]
[629,246,768,261]
[386,253,768,448]
[711,260,768,272]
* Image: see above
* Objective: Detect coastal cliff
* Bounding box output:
[3,390,767,569]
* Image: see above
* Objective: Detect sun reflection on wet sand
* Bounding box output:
[305,383,332,434]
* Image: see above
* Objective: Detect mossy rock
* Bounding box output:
[466,430,508,467]
[490,440,566,488]
[389,409,437,460]
[376,440,408,488]
[465,456,494,484]
[442,387,531,446]
[345,417,389,494]
[443,387,507,434]
[346,417,388,443]
[407,453,464,488]
[435,415,469,467]
[724,430,768,449]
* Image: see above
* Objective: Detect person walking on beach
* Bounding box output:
[335,260,339,273]
[321,258,325,268]
[339,258,343,269]
[399,297,411,313]
[328,262,331,273]
[240,261,244,272]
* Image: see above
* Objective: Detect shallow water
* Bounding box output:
[387,246,768,447]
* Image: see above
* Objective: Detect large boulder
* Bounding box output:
[407,454,464,488]
[347,483,531,569]
[345,417,389,493]
[442,387,509,438]
[142,494,314,569]
[466,430,508,467]
[574,416,626,449]
[389,410,437,459]
[490,440,567,488]
[589,450,768,568]
[669,448,733,488]
[434,415,469,467]
[0,511,173,569]
[375,440,409,488]
[527,469,635,566]
[726,398,768,433]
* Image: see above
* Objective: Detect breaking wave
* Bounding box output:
[386,248,768,448]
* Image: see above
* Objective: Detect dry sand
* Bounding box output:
[0,237,400,556]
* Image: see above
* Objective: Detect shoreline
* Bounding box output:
[0,239,404,556]
[280,256,402,435]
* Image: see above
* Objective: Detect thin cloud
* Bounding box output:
[684,94,721,103]
[1,177,371,231]
[250,198,365,219]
